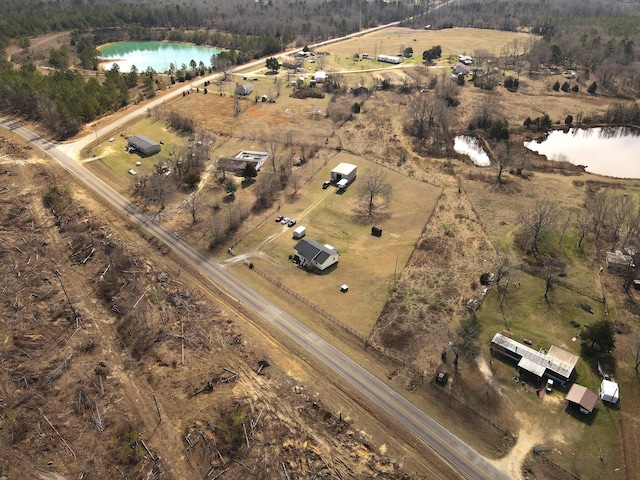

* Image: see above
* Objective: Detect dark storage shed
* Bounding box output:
[127,135,161,157]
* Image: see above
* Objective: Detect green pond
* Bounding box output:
[98,41,221,73]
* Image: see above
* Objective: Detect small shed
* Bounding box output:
[566,384,598,414]
[330,163,357,184]
[235,84,254,96]
[127,135,161,157]
[371,226,382,237]
[600,379,619,404]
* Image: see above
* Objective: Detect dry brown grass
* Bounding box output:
[322,27,533,62]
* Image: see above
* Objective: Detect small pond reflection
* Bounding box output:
[524,126,640,178]
[453,135,491,166]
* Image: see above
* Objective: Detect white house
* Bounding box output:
[330,163,357,184]
[293,238,339,271]
[312,71,327,83]
[377,54,403,64]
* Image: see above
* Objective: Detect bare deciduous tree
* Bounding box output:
[576,211,590,252]
[518,200,559,255]
[493,142,512,185]
[358,169,392,218]
[632,333,640,373]
[406,92,436,140]
[474,93,500,129]
[586,190,612,247]
[186,191,202,226]
[449,314,482,370]
[609,193,635,247]
[542,261,562,304]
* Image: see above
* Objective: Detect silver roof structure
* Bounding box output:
[491,333,578,381]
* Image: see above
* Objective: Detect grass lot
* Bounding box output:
[85,117,186,194]
[233,152,440,335]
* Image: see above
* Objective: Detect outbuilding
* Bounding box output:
[566,384,599,414]
[235,84,254,96]
[600,379,620,404]
[127,135,161,157]
[330,163,357,185]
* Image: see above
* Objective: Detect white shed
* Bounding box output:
[330,163,357,184]
[600,379,619,404]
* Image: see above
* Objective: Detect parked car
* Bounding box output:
[281,217,290,225]
[322,180,331,189]
[275,215,284,222]
[128,169,137,175]
[287,219,297,227]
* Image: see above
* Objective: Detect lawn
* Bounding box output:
[85,117,186,194]
[232,151,441,335]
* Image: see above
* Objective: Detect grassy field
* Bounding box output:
[233,151,440,335]
[85,117,186,194]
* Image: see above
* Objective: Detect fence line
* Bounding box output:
[248,263,413,370]
[250,264,369,343]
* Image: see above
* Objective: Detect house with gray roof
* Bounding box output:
[235,84,254,96]
[127,135,161,156]
[293,238,339,271]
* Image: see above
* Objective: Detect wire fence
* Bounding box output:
[250,262,369,344]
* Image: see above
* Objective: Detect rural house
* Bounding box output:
[217,150,270,174]
[377,54,403,64]
[452,63,470,75]
[235,84,254,96]
[127,135,161,157]
[490,333,578,386]
[293,238,339,271]
[330,163,357,185]
[312,71,327,83]
[566,384,599,414]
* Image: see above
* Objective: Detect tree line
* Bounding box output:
[406,0,640,97]
[0,0,413,56]
[0,61,136,139]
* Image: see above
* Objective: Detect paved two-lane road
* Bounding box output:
[2,116,509,480]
